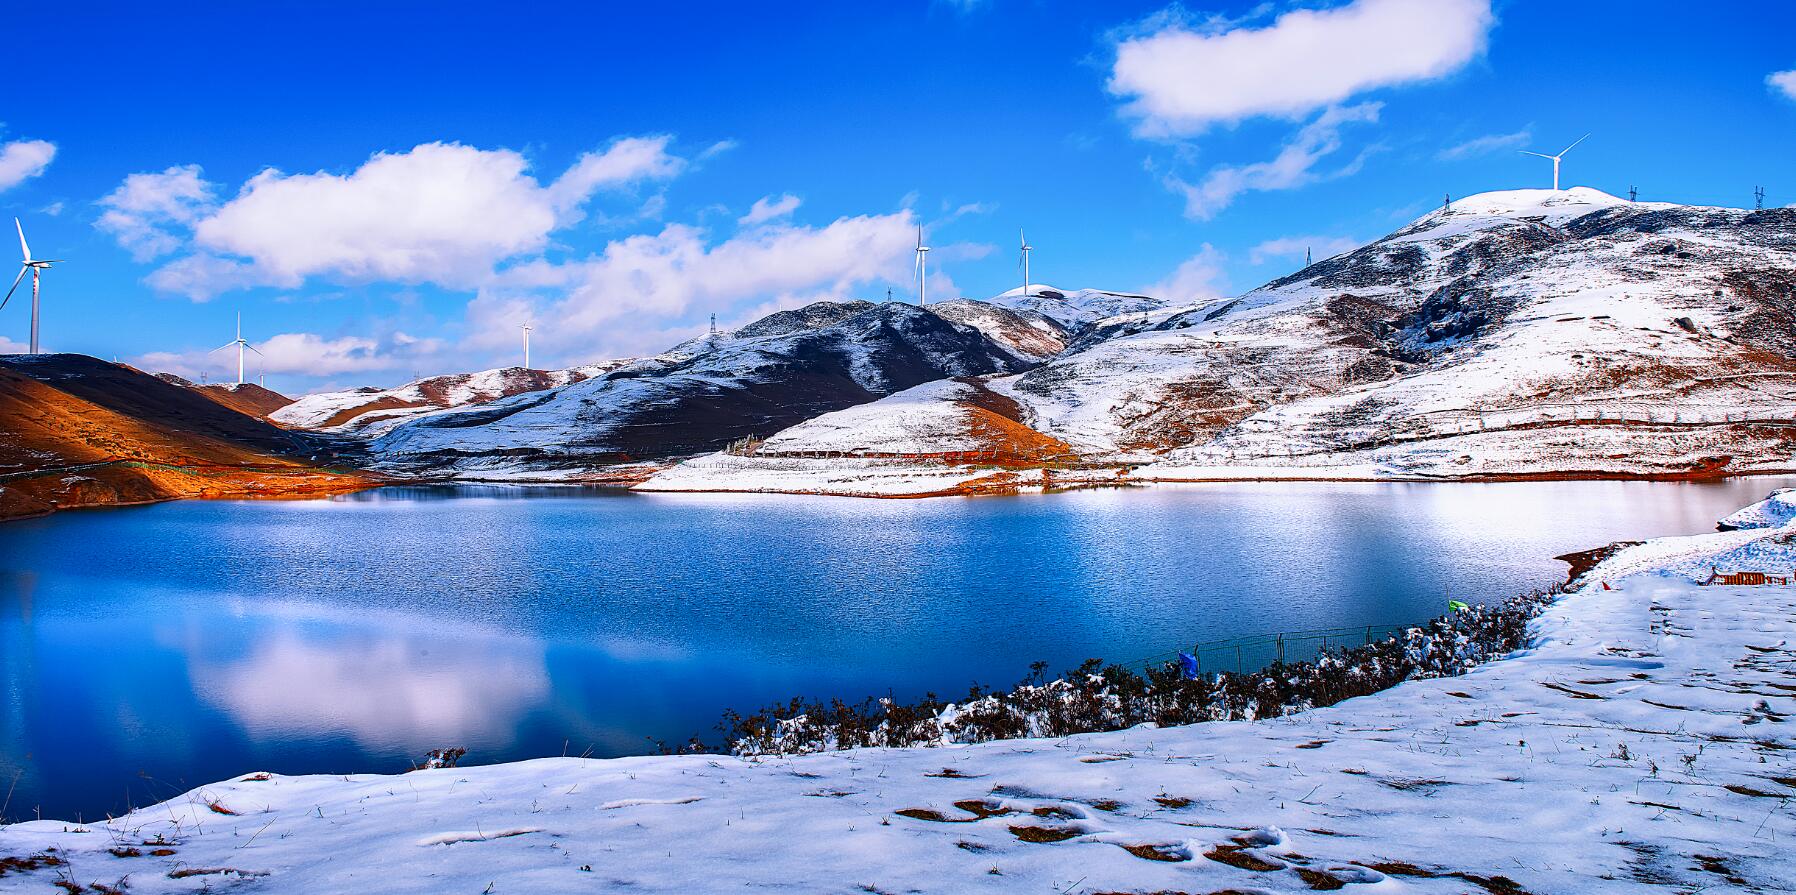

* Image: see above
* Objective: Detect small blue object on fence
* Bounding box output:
[1177,652,1200,681]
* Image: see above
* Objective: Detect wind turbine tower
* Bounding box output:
[1518,134,1589,191]
[212,313,263,385]
[1018,229,1033,297]
[914,228,931,306]
[4,219,64,354]
[521,322,533,369]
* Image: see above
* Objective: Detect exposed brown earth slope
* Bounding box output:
[0,354,373,521]
[194,382,295,419]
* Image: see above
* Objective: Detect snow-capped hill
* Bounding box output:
[985,285,1166,330]
[1411,186,1636,232]
[272,364,616,435]
[924,299,1069,360]
[735,300,877,339]
[1718,489,1796,530]
[368,301,1038,477]
[644,189,1796,495]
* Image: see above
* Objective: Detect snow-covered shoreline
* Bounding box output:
[5,495,1794,892]
[632,446,1796,499]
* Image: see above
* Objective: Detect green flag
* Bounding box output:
[1448,600,1470,612]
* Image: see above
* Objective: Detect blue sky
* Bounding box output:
[3,0,1793,393]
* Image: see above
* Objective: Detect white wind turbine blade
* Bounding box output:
[1557,133,1590,157]
[210,340,238,353]
[247,344,265,357]
[14,219,30,262]
[1,266,24,310]
[1517,150,1556,160]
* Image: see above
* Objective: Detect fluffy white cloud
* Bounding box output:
[738,193,801,226]
[1770,69,1796,101]
[1249,234,1363,265]
[473,210,921,356]
[144,254,261,300]
[96,165,217,260]
[547,136,686,216]
[139,137,686,298]
[1437,129,1531,161]
[1110,0,1492,136]
[1143,244,1228,306]
[134,329,442,380]
[1166,102,1381,219]
[0,139,55,192]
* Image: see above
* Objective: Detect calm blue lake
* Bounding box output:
[1,478,1785,822]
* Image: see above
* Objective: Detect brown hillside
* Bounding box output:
[0,355,373,521]
[194,382,296,419]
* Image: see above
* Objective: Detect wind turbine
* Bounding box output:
[1018,229,1033,298]
[1518,134,1589,191]
[211,312,263,385]
[521,321,533,369]
[913,228,931,306]
[3,219,64,354]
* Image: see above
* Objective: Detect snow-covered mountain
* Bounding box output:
[645,188,1796,495]
[366,300,1040,478]
[271,364,624,435]
[923,299,1069,360]
[984,284,1165,331]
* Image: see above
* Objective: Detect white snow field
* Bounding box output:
[6,497,1795,893]
[644,188,1796,497]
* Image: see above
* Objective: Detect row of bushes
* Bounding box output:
[719,584,1563,756]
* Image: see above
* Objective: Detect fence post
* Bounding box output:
[1276,633,1284,665]
[1364,625,1372,645]
[1236,645,1243,674]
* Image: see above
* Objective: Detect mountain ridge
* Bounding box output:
[642,188,1796,496]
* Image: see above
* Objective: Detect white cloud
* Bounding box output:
[698,139,739,160]
[472,211,921,356]
[143,138,687,299]
[1437,129,1531,161]
[546,135,685,218]
[1249,234,1363,265]
[1166,102,1381,219]
[134,329,442,380]
[1109,0,1492,136]
[144,253,261,301]
[0,139,55,192]
[738,193,801,226]
[0,335,30,354]
[1770,69,1796,101]
[1143,244,1228,305]
[96,165,217,261]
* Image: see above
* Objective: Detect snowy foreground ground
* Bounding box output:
[6,500,1796,893]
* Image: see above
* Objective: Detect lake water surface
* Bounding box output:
[2,478,1787,821]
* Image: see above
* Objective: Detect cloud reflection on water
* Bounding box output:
[183,604,551,754]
